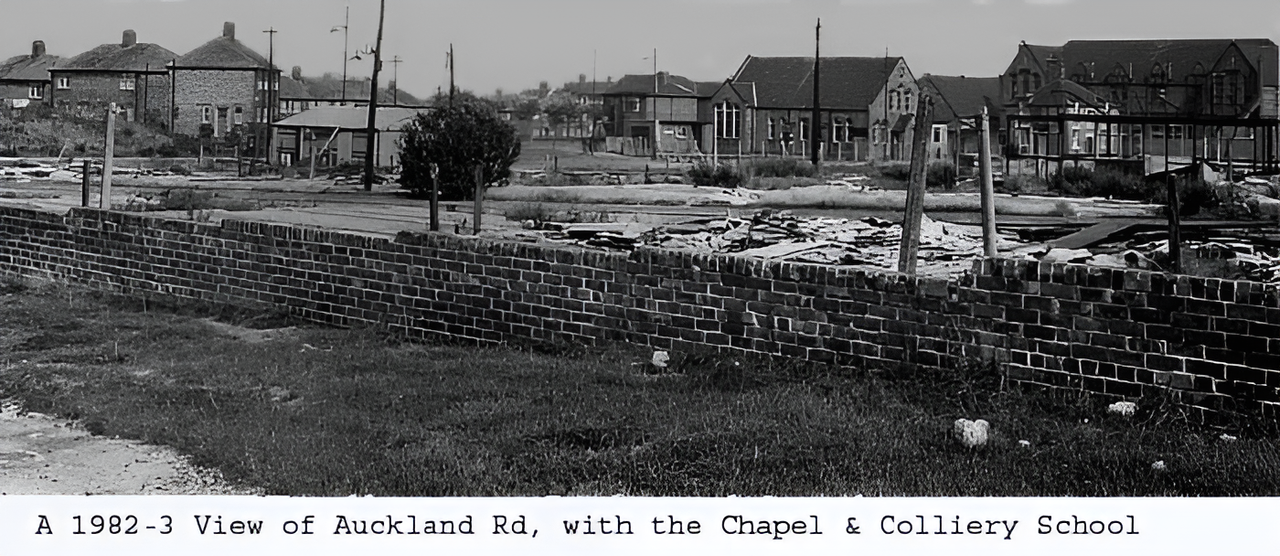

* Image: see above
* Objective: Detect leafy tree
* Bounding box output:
[539,91,582,151]
[398,100,521,200]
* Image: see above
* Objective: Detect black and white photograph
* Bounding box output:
[1,0,1279,552]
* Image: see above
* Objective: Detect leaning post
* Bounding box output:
[979,107,998,258]
[896,95,933,274]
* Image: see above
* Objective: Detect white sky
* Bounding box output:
[2,0,1278,98]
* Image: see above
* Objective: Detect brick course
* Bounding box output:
[3,205,1279,421]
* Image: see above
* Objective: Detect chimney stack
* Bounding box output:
[292,66,302,81]
[657,71,669,86]
[223,22,235,40]
[32,41,45,58]
[122,30,137,47]
[579,74,586,84]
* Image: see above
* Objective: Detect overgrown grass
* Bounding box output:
[2,278,1279,496]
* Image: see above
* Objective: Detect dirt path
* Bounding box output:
[0,402,259,495]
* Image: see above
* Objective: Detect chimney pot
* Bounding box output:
[579,74,586,83]
[223,22,235,40]
[32,40,46,58]
[122,29,137,47]
[292,66,302,81]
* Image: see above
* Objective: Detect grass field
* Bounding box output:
[2,276,1278,496]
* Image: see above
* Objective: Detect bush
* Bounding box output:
[505,202,554,224]
[926,162,955,188]
[999,174,1045,194]
[748,158,817,178]
[879,163,912,181]
[687,160,744,187]
[1049,166,1147,200]
[1147,178,1221,217]
[398,101,521,201]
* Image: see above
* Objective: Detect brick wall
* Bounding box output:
[3,205,1279,421]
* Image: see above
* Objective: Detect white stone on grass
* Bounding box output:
[1107,401,1138,417]
[953,419,990,449]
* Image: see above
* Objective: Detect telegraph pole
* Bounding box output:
[811,18,821,167]
[263,27,277,163]
[388,55,402,106]
[448,44,455,108]
[363,0,385,191]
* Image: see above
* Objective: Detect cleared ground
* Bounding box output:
[2,278,1278,496]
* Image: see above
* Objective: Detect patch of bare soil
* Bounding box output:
[0,402,262,495]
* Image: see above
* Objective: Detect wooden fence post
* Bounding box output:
[101,103,116,210]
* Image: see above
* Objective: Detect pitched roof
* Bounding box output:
[1056,39,1278,86]
[918,75,1002,122]
[57,42,174,73]
[729,56,904,110]
[175,36,270,69]
[1025,78,1107,108]
[0,53,63,82]
[603,73,709,97]
[271,106,427,131]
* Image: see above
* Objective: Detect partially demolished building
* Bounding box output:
[1001,39,1279,178]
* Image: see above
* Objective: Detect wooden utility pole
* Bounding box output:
[811,18,821,167]
[448,44,455,108]
[896,95,933,274]
[263,27,278,164]
[979,107,997,257]
[388,55,402,106]
[363,0,386,192]
[101,103,117,210]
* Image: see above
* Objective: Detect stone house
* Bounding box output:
[601,72,718,155]
[916,74,1004,174]
[169,22,281,159]
[1002,39,1280,176]
[45,30,174,123]
[0,41,63,108]
[707,56,919,162]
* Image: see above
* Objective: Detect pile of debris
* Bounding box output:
[534,209,1022,276]
[0,159,57,182]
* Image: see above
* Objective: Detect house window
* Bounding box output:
[675,126,688,140]
[627,98,641,112]
[1151,124,1164,139]
[932,124,944,143]
[119,73,135,91]
[903,89,913,113]
[352,131,368,161]
[200,105,213,124]
[28,85,43,100]
[234,106,243,125]
[714,101,740,139]
[56,77,69,90]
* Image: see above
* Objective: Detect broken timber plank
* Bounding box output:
[1049,220,1143,250]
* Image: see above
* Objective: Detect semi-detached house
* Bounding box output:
[45,30,174,123]
[170,22,280,158]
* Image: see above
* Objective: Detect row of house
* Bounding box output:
[584,38,1279,175]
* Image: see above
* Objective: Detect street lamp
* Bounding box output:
[329,5,349,100]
